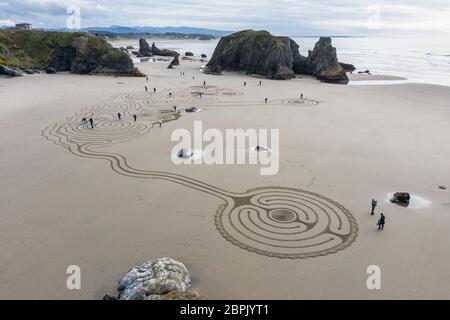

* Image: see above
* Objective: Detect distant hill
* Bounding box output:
[49,25,232,37]
[87,31,218,41]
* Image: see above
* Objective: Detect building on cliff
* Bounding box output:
[12,23,32,31]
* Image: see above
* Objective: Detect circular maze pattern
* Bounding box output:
[43,88,356,259]
[277,98,320,106]
[215,187,357,259]
[190,85,243,96]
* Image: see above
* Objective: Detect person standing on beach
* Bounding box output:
[82,117,87,124]
[377,213,386,230]
[145,86,148,92]
[89,118,95,129]
[159,119,163,128]
[153,88,156,93]
[173,106,177,112]
[117,112,122,120]
[300,93,303,99]
[169,92,172,98]
[259,80,262,86]
[265,97,268,103]
[203,80,206,86]
[371,198,378,215]
[244,81,247,87]
[133,114,137,122]
[146,76,149,81]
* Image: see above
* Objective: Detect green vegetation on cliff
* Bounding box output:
[0,30,143,76]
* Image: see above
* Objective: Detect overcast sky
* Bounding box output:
[1,0,450,36]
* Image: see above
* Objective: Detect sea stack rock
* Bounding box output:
[205,30,352,84]
[151,42,179,57]
[167,56,180,69]
[304,37,349,84]
[139,38,154,57]
[206,30,305,80]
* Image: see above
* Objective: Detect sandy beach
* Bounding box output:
[1,56,450,299]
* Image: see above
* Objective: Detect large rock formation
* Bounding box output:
[138,38,153,57]
[205,30,351,84]
[206,30,304,80]
[304,37,348,84]
[152,42,179,57]
[137,39,179,58]
[0,30,144,77]
[113,257,206,300]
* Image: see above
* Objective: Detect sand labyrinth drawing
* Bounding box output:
[42,86,357,259]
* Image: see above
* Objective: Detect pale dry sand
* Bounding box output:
[348,73,407,81]
[1,56,450,300]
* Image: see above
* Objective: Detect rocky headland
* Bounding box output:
[205,30,352,84]
[0,30,144,77]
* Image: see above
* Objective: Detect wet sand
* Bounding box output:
[1,57,450,299]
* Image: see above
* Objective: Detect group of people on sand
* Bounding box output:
[82,112,139,128]
[81,117,95,129]
[371,198,386,230]
[116,112,137,122]
[144,86,157,93]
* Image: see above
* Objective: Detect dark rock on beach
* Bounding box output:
[185,51,194,56]
[167,56,179,69]
[204,64,222,75]
[0,64,22,77]
[206,30,352,84]
[391,192,411,204]
[340,62,356,72]
[46,67,56,74]
[201,53,207,58]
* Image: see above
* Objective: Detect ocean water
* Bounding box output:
[114,36,450,87]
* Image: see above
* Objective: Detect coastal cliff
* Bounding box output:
[0,30,144,77]
[205,30,350,84]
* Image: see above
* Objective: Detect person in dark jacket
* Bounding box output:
[377,213,385,230]
[371,198,378,215]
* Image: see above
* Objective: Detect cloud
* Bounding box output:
[0,0,449,35]
[0,19,15,26]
